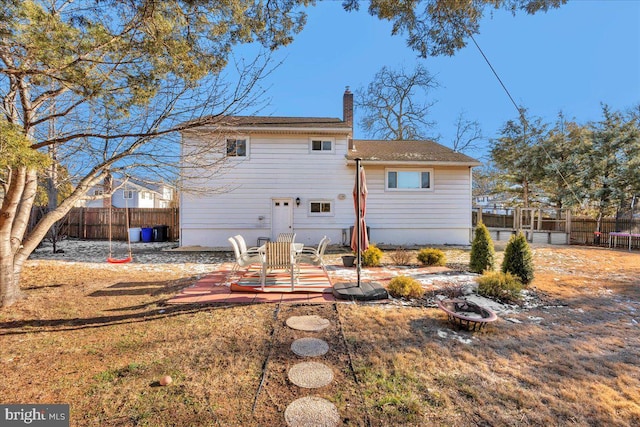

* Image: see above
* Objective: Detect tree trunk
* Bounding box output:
[0,242,24,306]
[0,167,32,307]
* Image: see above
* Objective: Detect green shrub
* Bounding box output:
[501,232,534,285]
[361,244,383,267]
[477,271,523,303]
[388,275,425,299]
[417,248,446,266]
[469,222,495,273]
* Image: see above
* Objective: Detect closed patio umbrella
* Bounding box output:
[351,158,368,286]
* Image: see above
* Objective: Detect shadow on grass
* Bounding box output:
[0,302,242,336]
[88,278,195,298]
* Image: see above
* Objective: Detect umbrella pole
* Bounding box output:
[356,158,362,287]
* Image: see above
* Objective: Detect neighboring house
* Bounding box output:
[84,179,174,208]
[179,89,481,249]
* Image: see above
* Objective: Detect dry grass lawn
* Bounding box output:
[1,244,639,426]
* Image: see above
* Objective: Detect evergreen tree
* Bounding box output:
[502,233,535,285]
[490,109,548,207]
[469,222,495,273]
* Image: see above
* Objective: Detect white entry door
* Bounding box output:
[272,198,293,240]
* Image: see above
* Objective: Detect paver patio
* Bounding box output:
[167,262,463,304]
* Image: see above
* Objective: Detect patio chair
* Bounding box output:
[234,234,260,256]
[296,236,331,273]
[228,237,263,275]
[261,241,297,291]
[276,232,296,243]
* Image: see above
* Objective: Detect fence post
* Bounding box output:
[537,209,543,231]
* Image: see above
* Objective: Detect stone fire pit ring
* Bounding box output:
[437,298,498,331]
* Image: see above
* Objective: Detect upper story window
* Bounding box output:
[309,200,333,216]
[94,190,104,196]
[309,137,334,153]
[122,190,133,199]
[386,169,433,191]
[226,138,247,157]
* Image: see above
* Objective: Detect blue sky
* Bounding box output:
[236,0,640,161]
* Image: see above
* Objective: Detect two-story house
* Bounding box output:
[84,179,174,209]
[179,89,481,249]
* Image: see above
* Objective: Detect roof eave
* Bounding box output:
[182,126,352,135]
[346,159,482,167]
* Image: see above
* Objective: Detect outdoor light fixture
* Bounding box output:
[295,197,301,207]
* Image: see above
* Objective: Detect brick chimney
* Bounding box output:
[343,86,353,129]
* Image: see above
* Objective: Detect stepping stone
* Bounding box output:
[286,315,330,331]
[291,337,329,357]
[288,361,334,388]
[284,396,340,427]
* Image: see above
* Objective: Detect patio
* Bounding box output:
[166,261,461,305]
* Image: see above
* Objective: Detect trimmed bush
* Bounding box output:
[477,271,523,303]
[388,275,425,299]
[502,232,534,285]
[417,248,446,266]
[361,244,383,267]
[469,222,495,273]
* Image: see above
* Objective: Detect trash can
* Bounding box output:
[141,227,154,242]
[129,227,141,243]
[153,225,169,242]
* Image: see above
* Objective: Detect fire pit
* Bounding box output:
[437,299,498,331]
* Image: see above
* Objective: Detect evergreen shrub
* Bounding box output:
[388,275,425,299]
[502,232,534,285]
[417,248,446,266]
[361,244,383,267]
[469,222,495,273]
[477,271,523,303]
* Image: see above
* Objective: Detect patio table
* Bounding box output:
[258,242,303,291]
[608,232,640,251]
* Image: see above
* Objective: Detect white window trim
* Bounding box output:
[122,190,133,199]
[385,168,434,192]
[308,199,334,217]
[308,137,335,154]
[225,136,250,158]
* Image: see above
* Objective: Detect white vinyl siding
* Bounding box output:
[180,132,474,247]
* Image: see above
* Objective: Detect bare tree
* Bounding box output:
[355,64,439,140]
[0,0,308,307]
[451,111,483,153]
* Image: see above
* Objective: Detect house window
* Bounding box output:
[94,190,103,196]
[309,138,334,153]
[386,169,433,191]
[226,139,247,157]
[309,200,333,216]
[122,190,133,199]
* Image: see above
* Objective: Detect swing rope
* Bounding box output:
[107,186,133,264]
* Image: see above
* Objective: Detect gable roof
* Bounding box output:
[346,140,481,166]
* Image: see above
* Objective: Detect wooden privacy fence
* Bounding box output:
[63,207,179,241]
[473,207,640,249]
[570,217,640,248]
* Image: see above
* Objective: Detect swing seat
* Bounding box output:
[107,256,133,264]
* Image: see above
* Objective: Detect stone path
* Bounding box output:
[285,314,339,427]
[251,304,368,426]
